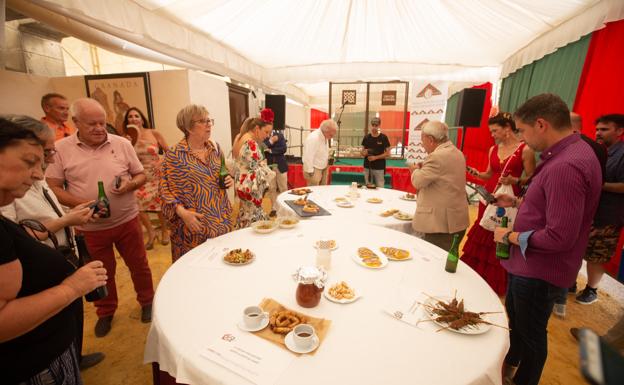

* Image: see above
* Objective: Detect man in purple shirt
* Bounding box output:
[493,94,602,385]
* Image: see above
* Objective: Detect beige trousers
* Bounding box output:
[269,170,288,209]
[303,167,328,186]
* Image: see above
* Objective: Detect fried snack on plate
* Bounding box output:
[380,247,410,260]
[269,310,307,334]
[357,247,378,258]
[380,209,399,217]
[328,281,355,300]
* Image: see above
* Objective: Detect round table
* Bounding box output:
[144,221,508,385]
[276,186,417,234]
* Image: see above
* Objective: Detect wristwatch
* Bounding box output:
[502,231,512,245]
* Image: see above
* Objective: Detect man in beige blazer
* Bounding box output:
[409,121,469,251]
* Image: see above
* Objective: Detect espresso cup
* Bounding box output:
[243,306,267,328]
[293,324,316,349]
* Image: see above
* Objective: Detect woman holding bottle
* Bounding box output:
[461,113,535,295]
[159,105,233,262]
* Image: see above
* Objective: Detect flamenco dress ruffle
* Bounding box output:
[461,204,508,296]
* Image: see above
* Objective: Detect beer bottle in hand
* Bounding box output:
[75,234,108,302]
[96,180,111,218]
[445,234,461,273]
[495,207,510,259]
[218,153,229,189]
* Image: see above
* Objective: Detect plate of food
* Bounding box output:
[324,281,361,304]
[289,188,312,196]
[313,240,338,250]
[399,192,417,201]
[393,211,413,221]
[333,196,349,202]
[367,197,383,204]
[421,295,495,335]
[278,217,299,229]
[352,247,388,269]
[379,247,411,261]
[252,220,278,234]
[336,200,354,208]
[293,196,308,206]
[380,209,399,217]
[269,309,307,335]
[223,248,255,265]
[365,183,377,189]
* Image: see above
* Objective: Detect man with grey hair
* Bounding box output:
[408,120,469,250]
[302,119,337,186]
[46,98,154,338]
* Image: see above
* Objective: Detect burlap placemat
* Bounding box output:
[254,298,331,355]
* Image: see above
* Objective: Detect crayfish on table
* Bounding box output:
[420,292,508,332]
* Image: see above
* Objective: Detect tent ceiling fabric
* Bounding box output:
[11,0,624,105]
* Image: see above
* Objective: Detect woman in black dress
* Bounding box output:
[0,117,107,384]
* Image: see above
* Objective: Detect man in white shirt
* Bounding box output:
[302,119,337,186]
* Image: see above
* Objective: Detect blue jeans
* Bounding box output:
[505,274,563,385]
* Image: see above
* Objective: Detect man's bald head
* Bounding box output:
[71,98,108,147]
[570,112,582,133]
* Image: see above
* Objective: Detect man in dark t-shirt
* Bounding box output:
[361,117,391,187]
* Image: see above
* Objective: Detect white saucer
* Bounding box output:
[284,331,320,354]
[237,315,269,332]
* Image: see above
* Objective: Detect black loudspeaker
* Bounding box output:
[455,88,487,127]
[265,94,286,130]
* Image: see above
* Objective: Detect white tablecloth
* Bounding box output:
[276,186,417,233]
[144,221,509,385]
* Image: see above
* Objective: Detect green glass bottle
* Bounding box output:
[218,153,229,189]
[445,234,460,273]
[75,234,109,302]
[96,181,111,218]
[496,216,510,259]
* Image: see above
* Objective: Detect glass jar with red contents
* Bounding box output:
[293,266,327,308]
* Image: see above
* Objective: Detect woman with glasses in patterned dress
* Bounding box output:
[0,117,107,384]
[160,105,234,262]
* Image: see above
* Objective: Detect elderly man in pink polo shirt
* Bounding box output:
[46,98,154,338]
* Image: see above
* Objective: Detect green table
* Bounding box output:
[330,171,392,188]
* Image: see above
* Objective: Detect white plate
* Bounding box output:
[351,252,388,269]
[393,211,413,221]
[422,297,492,335]
[366,198,383,204]
[252,220,278,234]
[324,283,361,304]
[313,240,338,250]
[237,315,269,332]
[399,195,417,201]
[333,196,349,202]
[223,250,255,266]
[336,201,354,208]
[284,331,320,354]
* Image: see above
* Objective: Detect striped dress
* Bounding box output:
[160,138,233,261]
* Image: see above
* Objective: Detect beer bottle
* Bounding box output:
[75,234,108,302]
[445,234,460,273]
[496,208,510,259]
[218,153,229,189]
[96,181,111,218]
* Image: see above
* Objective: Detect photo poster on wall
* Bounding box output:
[84,72,153,137]
[406,81,448,164]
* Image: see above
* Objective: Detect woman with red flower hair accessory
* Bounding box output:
[234,115,275,228]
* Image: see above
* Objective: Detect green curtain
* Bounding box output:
[499,34,591,113]
[445,92,460,145]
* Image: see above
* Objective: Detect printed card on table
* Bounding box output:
[201,330,294,385]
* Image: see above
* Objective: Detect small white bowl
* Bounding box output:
[278,216,300,229]
[252,220,278,234]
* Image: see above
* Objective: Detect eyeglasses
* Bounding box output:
[192,118,215,126]
[44,148,57,157]
[19,219,59,250]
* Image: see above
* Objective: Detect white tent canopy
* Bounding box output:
[9,0,624,107]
